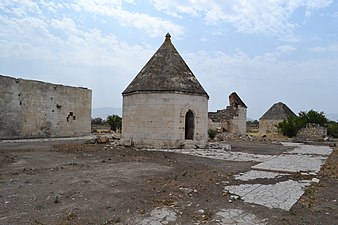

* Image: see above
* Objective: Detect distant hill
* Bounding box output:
[327,113,338,122]
[92,107,122,119]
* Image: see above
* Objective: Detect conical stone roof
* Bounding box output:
[122,33,209,98]
[260,102,296,120]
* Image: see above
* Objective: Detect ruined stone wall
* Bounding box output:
[208,119,222,131]
[121,92,208,148]
[297,124,327,140]
[0,75,92,139]
[208,107,247,135]
[259,119,282,134]
[228,107,247,135]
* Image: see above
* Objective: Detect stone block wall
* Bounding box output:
[297,124,327,140]
[208,107,247,135]
[229,107,247,135]
[0,75,92,139]
[259,119,282,134]
[122,92,208,148]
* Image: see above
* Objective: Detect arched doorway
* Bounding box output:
[185,110,194,140]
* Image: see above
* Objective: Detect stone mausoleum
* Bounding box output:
[121,33,209,148]
[259,102,296,134]
[0,75,92,139]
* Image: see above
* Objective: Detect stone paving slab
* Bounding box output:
[224,180,311,211]
[214,209,268,225]
[234,170,288,181]
[287,144,332,156]
[224,143,332,211]
[145,148,275,162]
[129,207,177,225]
[129,207,270,225]
[251,154,327,173]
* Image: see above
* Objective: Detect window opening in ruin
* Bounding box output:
[66,112,75,122]
[185,110,194,140]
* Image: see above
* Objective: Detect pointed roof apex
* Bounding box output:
[165,33,171,42]
[122,33,209,98]
[260,102,296,120]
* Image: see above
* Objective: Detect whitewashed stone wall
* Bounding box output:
[121,92,208,148]
[0,75,92,139]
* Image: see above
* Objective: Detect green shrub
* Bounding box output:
[208,129,217,140]
[277,110,328,138]
[91,117,103,125]
[327,122,338,138]
[276,116,300,138]
[106,115,122,132]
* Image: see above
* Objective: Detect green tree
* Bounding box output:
[277,110,328,138]
[327,121,338,138]
[276,116,300,138]
[298,110,327,126]
[106,115,122,132]
[91,117,103,125]
[246,120,259,125]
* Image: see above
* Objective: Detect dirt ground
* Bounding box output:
[0,139,337,225]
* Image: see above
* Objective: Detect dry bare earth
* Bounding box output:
[0,140,337,225]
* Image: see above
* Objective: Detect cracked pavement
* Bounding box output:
[134,142,333,224]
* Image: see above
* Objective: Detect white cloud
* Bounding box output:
[0,6,153,67]
[51,17,79,35]
[305,10,312,18]
[74,0,184,37]
[149,0,333,37]
[305,0,332,9]
[309,43,338,53]
[277,45,296,54]
[310,47,327,53]
[184,49,338,118]
[151,0,207,17]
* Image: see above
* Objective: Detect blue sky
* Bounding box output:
[1,0,337,119]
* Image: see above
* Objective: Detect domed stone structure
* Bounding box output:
[121,33,209,148]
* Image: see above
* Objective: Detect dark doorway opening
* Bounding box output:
[185,110,194,140]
